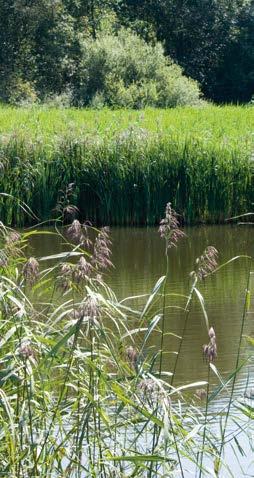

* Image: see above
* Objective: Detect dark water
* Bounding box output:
[30,225,254,395]
[29,225,254,476]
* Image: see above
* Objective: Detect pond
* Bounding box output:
[28,224,254,476]
[29,225,254,399]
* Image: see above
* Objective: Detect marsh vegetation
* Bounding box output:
[0,202,253,477]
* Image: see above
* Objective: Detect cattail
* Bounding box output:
[203,326,217,362]
[92,227,113,270]
[159,203,185,249]
[23,257,39,285]
[195,246,218,280]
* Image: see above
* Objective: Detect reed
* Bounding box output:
[0,105,253,227]
[0,202,253,477]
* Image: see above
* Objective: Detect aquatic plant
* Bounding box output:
[0,206,253,477]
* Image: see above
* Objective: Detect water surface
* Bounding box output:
[29,225,254,476]
[30,225,254,396]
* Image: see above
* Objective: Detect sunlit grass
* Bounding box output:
[0,105,253,226]
[0,105,253,145]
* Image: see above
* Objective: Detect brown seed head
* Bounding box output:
[73,256,92,283]
[126,346,138,368]
[66,219,82,243]
[83,296,99,321]
[208,327,216,339]
[195,388,207,400]
[138,378,165,402]
[203,326,217,362]
[159,203,185,249]
[63,205,79,221]
[23,257,39,285]
[195,246,218,280]
[19,344,34,361]
[58,262,73,291]
[6,230,21,244]
[92,227,113,271]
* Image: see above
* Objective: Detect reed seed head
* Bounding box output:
[23,257,39,285]
[63,204,79,221]
[71,297,99,323]
[66,219,92,249]
[0,251,7,267]
[126,346,138,368]
[138,378,158,395]
[159,203,185,249]
[203,326,217,362]
[66,219,82,243]
[58,262,73,291]
[208,326,216,339]
[18,344,34,361]
[195,388,207,400]
[92,226,113,270]
[73,256,92,283]
[5,230,21,244]
[195,246,218,280]
[83,296,99,321]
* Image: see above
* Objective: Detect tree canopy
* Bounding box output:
[0,0,253,105]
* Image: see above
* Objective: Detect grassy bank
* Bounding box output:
[0,105,253,226]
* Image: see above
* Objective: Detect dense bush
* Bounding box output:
[75,29,201,108]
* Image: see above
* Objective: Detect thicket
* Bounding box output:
[2,27,201,108]
[75,29,201,108]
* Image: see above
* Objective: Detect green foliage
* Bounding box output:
[117,0,254,102]
[213,1,254,102]
[0,0,253,104]
[0,105,253,227]
[7,77,38,106]
[76,29,201,108]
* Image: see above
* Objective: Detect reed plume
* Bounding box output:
[23,257,39,285]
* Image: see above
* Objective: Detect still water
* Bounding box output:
[30,225,254,395]
[29,225,254,476]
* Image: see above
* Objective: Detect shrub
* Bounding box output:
[43,89,73,108]
[7,77,38,106]
[76,28,201,108]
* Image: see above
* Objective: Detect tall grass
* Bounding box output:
[0,203,253,477]
[0,105,253,226]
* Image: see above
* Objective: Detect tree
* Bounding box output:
[212,0,254,102]
[116,0,249,101]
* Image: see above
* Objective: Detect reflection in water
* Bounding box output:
[108,226,254,397]
[30,225,254,399]
[29,225,254,476]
